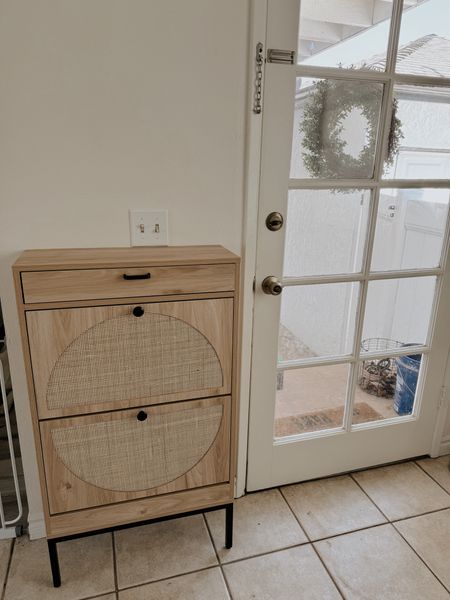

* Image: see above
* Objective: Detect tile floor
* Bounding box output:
[1,455,450,599]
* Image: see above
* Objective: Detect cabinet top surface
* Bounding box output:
[13,245,240,271]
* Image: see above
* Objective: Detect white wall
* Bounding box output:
[0,0,249,536]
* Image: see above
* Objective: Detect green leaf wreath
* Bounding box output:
[300,79,403,179]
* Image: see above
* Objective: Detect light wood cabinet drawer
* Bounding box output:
[40,396,231,514]
[27,298,233,419]
[21,263,235,303]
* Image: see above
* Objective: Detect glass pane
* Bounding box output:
[275,364,350,437]
[278,283,359,361]
[354,352,423,424]
[396,0,450,78]
[384,84,450,179]
[362,277,437,351]
[283,189,370,277]
[297,0,394,70]
[371,188,450,272]
[291,78,384,179]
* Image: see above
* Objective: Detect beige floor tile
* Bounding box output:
[315,524,449,600]
[417,454,450,494]
[205,489,307,563]
[395,509,450,590]
[4,534,114,600]
[352,462,450,520]
[282,475,386,540]
[115,514,217,588]
[223,545,341,600]
[0,539,12,591]
[119,568,229,599]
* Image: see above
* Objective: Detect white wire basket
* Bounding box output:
[359,338,403,398]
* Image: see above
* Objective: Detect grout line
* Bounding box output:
[391,521,450,594]
[111,531,119,597]
[309,521,389,544]
[117,565,219,595]
[202,513,234,600]
[390,505,450,525]
[274,488,307,541]
[349,472,391,521]
[348,456,424,477]
[414,460,450,497]
[213,541,310,567]
[0,539,15,600]
[79,593,120,600]
[217,566,233,600]
[278,487,345,600]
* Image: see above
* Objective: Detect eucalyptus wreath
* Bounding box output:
[300,79,403,179]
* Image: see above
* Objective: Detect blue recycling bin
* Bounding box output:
[394,352,421,415]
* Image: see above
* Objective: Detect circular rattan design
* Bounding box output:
[51,404,223,492]
[46,312,223,410]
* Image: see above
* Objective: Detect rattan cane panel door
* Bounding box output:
[27,299,233,418]
[47,313,222,410]
[40,396,231,514]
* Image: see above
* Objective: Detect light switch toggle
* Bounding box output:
[129,210,169,246]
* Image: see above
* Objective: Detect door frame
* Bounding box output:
[237,0,450,496]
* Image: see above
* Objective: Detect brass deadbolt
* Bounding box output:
[266,212,284,231]
[262,276,283,296]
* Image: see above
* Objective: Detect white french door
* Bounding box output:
[247,0,450,490]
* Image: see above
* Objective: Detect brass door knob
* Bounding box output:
[266,212,284,231]
[262,276,283,295]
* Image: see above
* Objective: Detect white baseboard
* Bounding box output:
[27,511,46,540]
[440,435,450,456]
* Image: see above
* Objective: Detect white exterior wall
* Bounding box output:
[281,189,368,358]
[396,97,450,151]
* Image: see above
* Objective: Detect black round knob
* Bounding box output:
[137,410,147,422]
[133,306,144,317]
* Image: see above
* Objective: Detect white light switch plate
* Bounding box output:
[129,210,169,246]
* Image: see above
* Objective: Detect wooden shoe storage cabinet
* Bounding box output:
[13,246,240,587]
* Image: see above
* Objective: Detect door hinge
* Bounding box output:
[438,386,448,409]
[267,48,295,65]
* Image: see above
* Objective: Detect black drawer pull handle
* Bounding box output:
[133,306,145,317]
[137,410,148,422]
[123,273,151,280]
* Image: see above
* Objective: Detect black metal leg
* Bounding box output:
[44,502,233,587]
[48,539,61,588]
[225,503,233,549]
